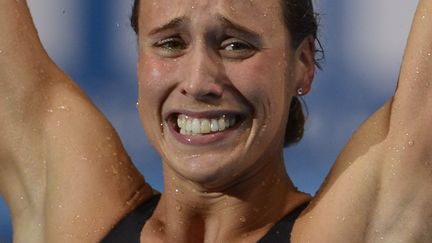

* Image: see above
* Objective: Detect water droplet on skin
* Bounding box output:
[408,140,414,147]
[0,50,3,54]
[175,205,182,212]
[47,109,54,113]
[239,216,246,223]
[57,105,70,111]
[111,165,118,175]
[175,188,180,193]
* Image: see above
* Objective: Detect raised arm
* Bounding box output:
[392,0,432,133]
[294,1,432,242]
[0,1,152,242]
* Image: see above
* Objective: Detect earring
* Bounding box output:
[297,88,304,96]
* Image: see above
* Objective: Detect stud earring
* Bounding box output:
[297,88,304,96]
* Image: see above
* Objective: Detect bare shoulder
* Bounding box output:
[0,1,153,241]
[293,98,432,242]
[41,78,154,242]
[2,69,154,242]
[293,1,432,240]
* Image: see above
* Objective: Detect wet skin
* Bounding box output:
[134,0,315,241]
[136,0,313,190]
[2,0,432,242]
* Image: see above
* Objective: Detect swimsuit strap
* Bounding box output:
[257,201,309,243]
[100,194,161,243]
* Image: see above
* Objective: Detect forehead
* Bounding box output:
[139,0,284,34]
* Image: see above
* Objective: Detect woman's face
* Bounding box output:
[137,0,310,189]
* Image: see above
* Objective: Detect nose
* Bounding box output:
[180,47,224,101]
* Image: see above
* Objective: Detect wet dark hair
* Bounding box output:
[130,0,323,147]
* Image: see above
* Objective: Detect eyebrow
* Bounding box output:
[215,14,263,47]
[215,14,261,37]
[146,14,262,45]
[148,17,187,35]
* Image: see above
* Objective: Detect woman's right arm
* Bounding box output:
[0,1,152,242]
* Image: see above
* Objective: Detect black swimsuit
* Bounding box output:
[101,194,308,243]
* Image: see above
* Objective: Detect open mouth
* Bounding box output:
[168,113,245,136]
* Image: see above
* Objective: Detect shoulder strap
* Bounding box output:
[257,202,309,243]
[100,194,161,243]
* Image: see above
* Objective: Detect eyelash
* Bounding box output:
[153,36,257,59]
[154,37,186,51]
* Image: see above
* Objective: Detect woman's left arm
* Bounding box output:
[296,1,432,241]
[384,0,432,204]
[391,0,432,136]
[373,0,432,239]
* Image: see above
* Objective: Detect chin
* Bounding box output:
[163,154,249,191]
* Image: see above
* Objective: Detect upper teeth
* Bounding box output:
[177,114,236,135]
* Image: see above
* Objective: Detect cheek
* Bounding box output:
[226,55,290,116]
[137,57,174,111]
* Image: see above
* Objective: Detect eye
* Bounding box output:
[153,36,187,57]
[220,38,256,59]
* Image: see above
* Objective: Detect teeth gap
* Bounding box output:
[175,114,239,135]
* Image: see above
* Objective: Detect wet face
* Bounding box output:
[137,0,307,189]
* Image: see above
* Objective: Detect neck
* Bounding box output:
[145,154,310,242]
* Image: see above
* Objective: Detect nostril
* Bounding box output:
[180,82,223,100]
[205,92,222,100]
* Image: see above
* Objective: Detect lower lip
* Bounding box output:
[167,121,240,145]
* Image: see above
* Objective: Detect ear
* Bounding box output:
[293,36,315,95]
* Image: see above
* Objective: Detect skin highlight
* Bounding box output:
[134,0,314,241]
[131,0,320,147]
[0,0,431,242]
